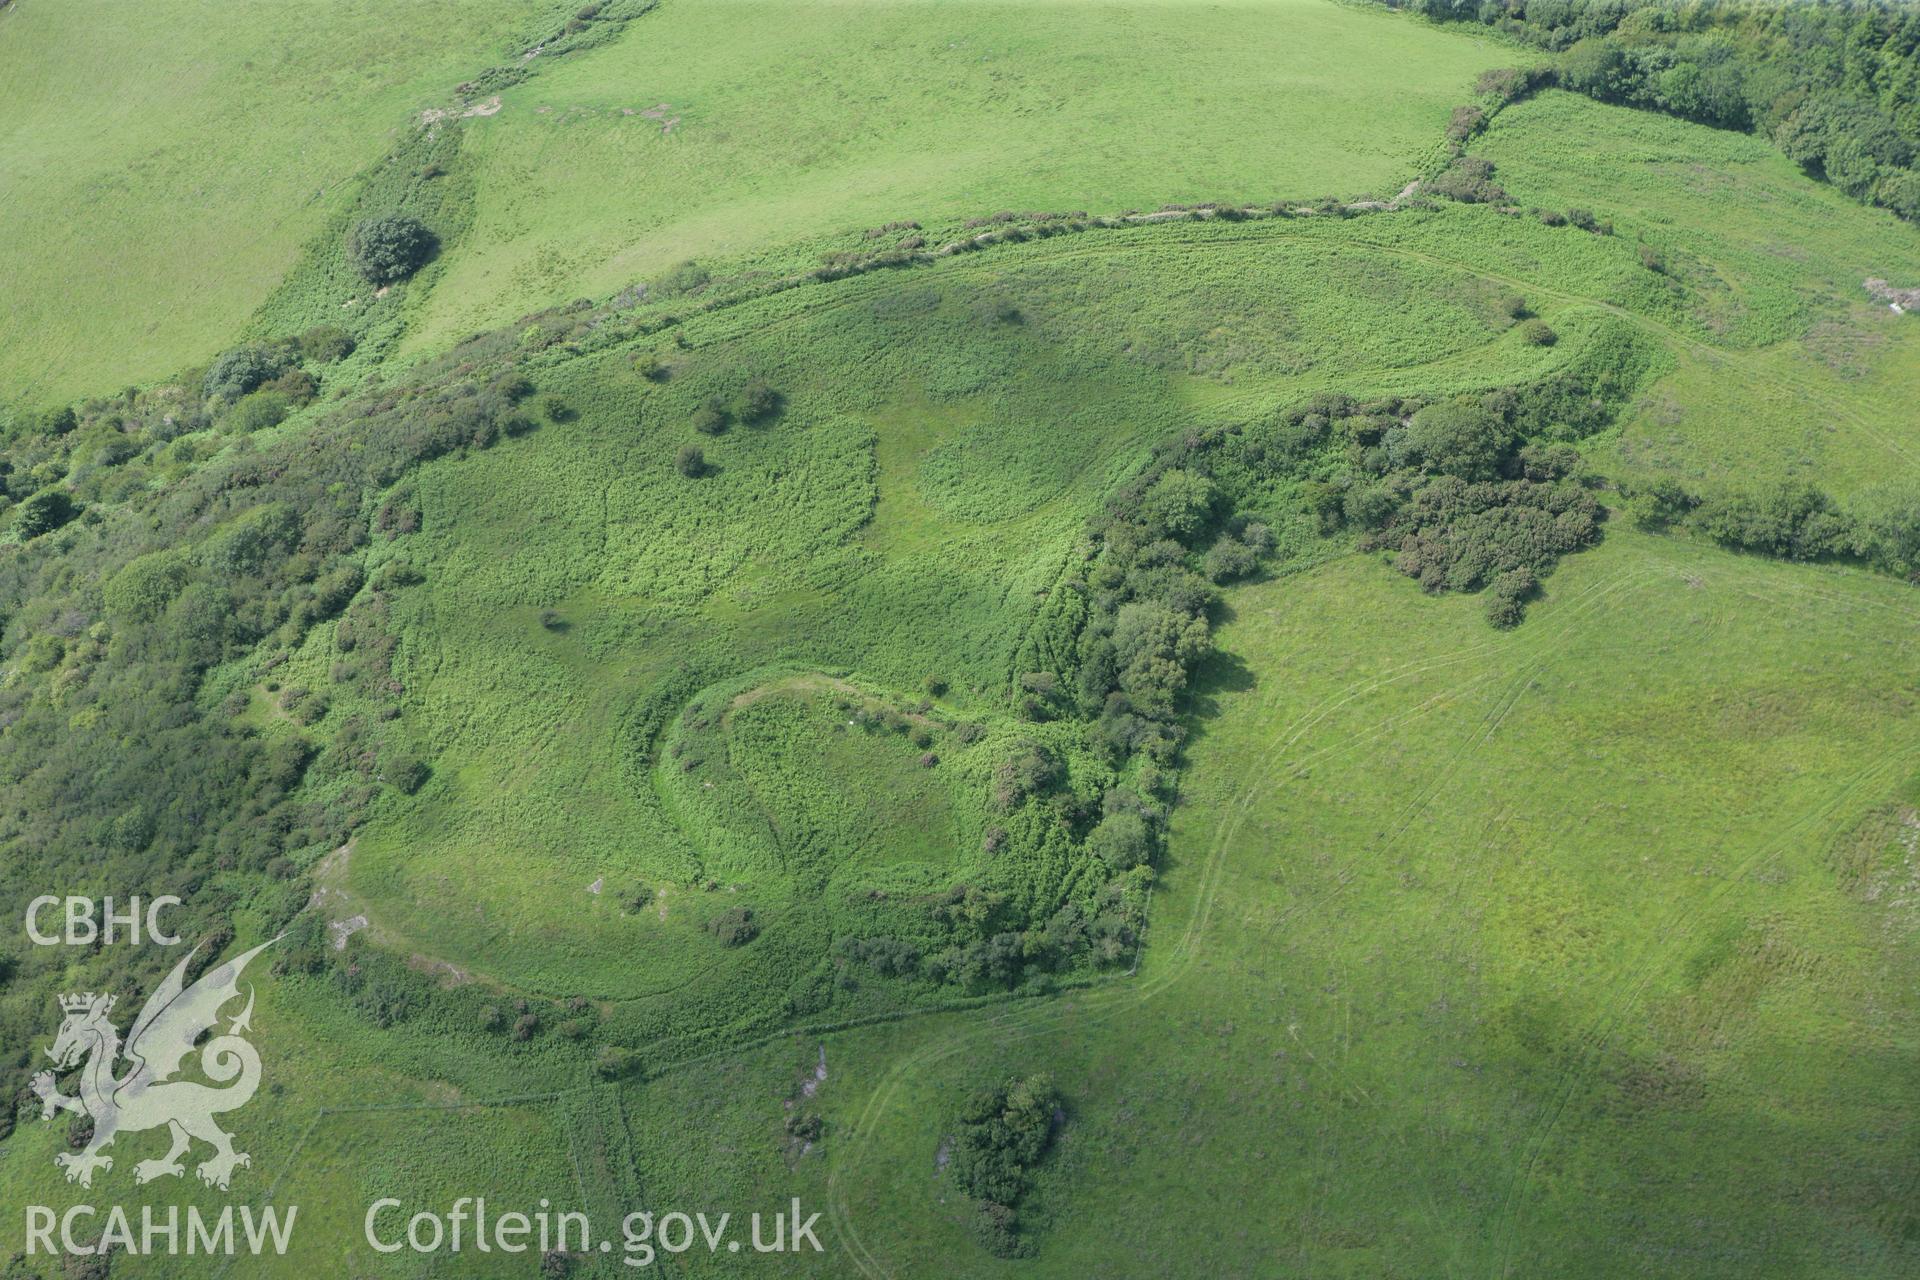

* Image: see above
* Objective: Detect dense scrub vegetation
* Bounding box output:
[1625,472,1920,575]
[1388,0,1920,222]
[0,316,548,1127]
[947,1073,1063,1257]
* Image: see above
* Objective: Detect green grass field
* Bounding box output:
[604,529,1920,1277]
[400,0,1501,355]
[1475,92,1920,498]
[322,211,1625,1013]
[1,3,1917,1277]
[0,0,550,403]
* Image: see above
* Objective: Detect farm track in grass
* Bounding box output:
[827,563,1660,1277]
[1483,553,1920,1279]
[1492,741,1919,1279]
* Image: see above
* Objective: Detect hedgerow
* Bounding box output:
[1624,473,1920,578]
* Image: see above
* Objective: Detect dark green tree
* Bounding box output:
[13,489,76,539]
[347,214,436,285]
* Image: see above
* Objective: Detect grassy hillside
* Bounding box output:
[610,530,1920,1278]
[320,208,1638,1014]
[401,0,1503,354]
[1475,91,1920,498]
[0,0,551,403]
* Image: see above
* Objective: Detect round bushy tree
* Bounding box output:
[739,377,780,421]
[204,344,281,401]
[1402,399,1512,480]
[691,396,730,435]
[1202,536,1258,584]
[383,752,429,794]
[1139,468,1219,541]
[13,489,76,539]
[1088,810,1152,871]
[228,390,291,433]
[347,214,435,285]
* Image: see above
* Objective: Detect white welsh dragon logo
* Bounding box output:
[30,937,277,1191]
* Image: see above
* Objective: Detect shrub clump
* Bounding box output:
[299,325,356,362]
[383,751,429,794]
[13,489,77,539]
[948,1074,1062,1258]
[1484,566,1537,629]
[691,396,730,435]
[204,344,284,401]
[1424,154,1507,204]
[738,377,780,422]
[347,214,436,285]
[228,390,292,433]
[707,906,758,946]
[1087,808,1152,871]
[595,1045,640,1079]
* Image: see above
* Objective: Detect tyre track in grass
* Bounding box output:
[1485,555,1920,1274]
[1490,743,1919,1278]
[828,566,1653,1276]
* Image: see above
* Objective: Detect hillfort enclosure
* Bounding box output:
[1,1,1916,1276]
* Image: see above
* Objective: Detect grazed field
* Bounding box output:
[0,0,546,401]
[402,0,1501,354]
[605,531,1920,1278]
